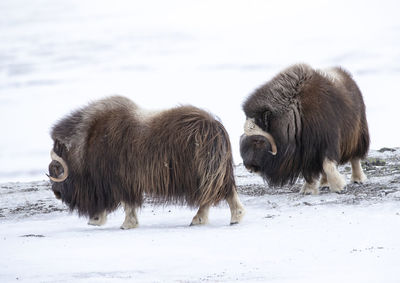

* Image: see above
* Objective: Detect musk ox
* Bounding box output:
[240,64,370,194]
[48,96,244,228]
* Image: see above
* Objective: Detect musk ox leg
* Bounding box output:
[322,159,346,193]
[190,205,210,226]
[300,179,320,195]
[88,211,108,226]
[351,159,367,183]
[121,202,139,229]
[226,189,245,225]
[320,172,329,188]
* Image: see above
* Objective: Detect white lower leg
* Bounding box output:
[300,178,320,195]
[227,189,245,224]
[191,205,210,226]
[351,159,367,183]
[121,202,139,229]
[88,210,108,226]
[323,159,346,192]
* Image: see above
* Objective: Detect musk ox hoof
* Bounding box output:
[319,174,329,188]
[88,211,107,226]
[88,218,106,226]
[329,176,347,193]
[300,182,320,195]
[330,186,346,194]
[319,181,329,188]
[120,220,138,230]
[190,215,209,226]
[230,207,245,225]
[190,206,210,226]
[351,172,367,184]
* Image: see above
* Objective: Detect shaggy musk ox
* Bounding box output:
[240,64,370,194]
[48,96,244,228]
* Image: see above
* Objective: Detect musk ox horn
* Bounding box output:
[48,149,69,182]
[244,118,277,155]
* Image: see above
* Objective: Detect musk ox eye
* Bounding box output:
[255,111,270,132]
[255,117,264,129]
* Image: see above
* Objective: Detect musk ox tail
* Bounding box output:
[193,117,236,207]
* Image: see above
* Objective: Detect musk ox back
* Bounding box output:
[240,64,369,194]
[48,96,244,228]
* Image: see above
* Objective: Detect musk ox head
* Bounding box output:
[48,140,73,203]
[240,64,369,186]
[240,65,309,186]
[239,99,302,186]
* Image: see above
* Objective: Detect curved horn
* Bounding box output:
[48,149,69,182]
[244,118,277,155]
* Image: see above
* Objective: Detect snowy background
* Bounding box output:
[1,0,400,282]
[0,0,399,182]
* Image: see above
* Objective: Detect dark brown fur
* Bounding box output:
[240,64,370,185]
[49,96,235,218]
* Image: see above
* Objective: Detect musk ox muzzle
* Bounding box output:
[240,134,272,174]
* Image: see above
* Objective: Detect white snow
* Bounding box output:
[1,189,399,282]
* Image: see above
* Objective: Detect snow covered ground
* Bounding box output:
[0,149,399,282]
[0,0,400,182]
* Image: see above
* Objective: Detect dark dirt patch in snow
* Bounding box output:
[20,234,45,238]
[0,181,67,220]
[0,149,399,220]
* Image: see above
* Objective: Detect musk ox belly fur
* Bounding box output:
[48,96,244,228]
[240,64,370,194]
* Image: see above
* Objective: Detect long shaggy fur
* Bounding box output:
[240,64,370,185]
[49,96,235,218]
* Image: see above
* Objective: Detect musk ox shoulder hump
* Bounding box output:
[51,96,139,169]
[242,63,315,117]
[51,95,138,143]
